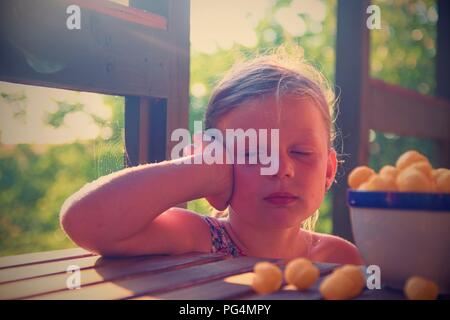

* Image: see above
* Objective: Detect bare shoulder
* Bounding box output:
[307,231,365,265]
[112,207,213,256]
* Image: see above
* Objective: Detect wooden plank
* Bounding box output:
[27,256,276,300]
[0,254,147,284]
[333,0,370,241]
[245,283,423,300]
[436,0,450,167]
[244,282,324,300]
[151,272,257,300]
[165,0,190,160]
[1,252,226,300]
[71,0,167,30]
[124,96,140,167]
[0,0,170,97]
[368,79,450,141]
[124,0,189,165]
[138,97,150,164]
[131,0,169,20]
[147,262,337,300]
[354,287,404,300]
[124,96,168,166]
[436,0,450,101]
[0,247,93,269]
[148,98,168,162]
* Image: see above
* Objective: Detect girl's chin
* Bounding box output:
[230,204,309,224]
[258,208,308,227]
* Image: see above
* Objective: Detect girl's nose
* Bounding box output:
[272,152,295,179]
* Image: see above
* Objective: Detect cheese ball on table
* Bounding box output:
[251,262,283,294]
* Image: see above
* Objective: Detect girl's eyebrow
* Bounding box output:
[296,131,320,140]
[297,128,318,135]
[294,134,323,147]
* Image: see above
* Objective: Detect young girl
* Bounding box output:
[60,49,364,265]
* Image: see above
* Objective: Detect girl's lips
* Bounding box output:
[265,197,297,205]
[263,192,299,205]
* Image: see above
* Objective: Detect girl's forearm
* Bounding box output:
[60,154,219,249]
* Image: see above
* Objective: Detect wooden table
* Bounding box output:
[0,248,415,300]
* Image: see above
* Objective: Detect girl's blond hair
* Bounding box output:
[204,46,338,231]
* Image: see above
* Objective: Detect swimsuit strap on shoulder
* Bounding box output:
[203,216,245,257]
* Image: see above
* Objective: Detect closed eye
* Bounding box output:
[291,150,312,156]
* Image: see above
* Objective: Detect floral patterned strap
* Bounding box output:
[202,216,245,258]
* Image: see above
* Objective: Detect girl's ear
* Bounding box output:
[325,148,338,190]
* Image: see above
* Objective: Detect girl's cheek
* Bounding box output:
[234,165,261,188]
[235,164,263,176]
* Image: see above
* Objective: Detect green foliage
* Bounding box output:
[187,198,215,216]
[368,0,441,170]
[44,102,83,128]
[371,0,437,95]
[0,96,124,256]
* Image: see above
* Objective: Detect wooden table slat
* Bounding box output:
[243,273,406,300]
[244,285,323,300]
[354,287,405,300]
[0,255,139,284]
[0,250,220,285]
[138,272,254,300]
[139,262,338,300]
[0,248,93,269]
[1,248,444,300]
[0,252,227,300]
[27,256,276,300]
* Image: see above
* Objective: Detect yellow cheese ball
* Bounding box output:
[284,258,312,285]
[320,274,353,300]
[396,168,434,192]
[403,161,433,179]
[348,166,376,189]
[357,181,369,191]
[334,265,365,287]
[320,273,361,300]
[404,276,439,300]
[284,258,320,290]
[319,265,365,300]
[384,175,398,191]
[251,262,283,294]
[432,168,448,180]
[396,150,428,171]
[358,174,397,192]
[379,165,398,179]
[333,265,366,297]
[436,170,450,193]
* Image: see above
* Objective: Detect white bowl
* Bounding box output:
[348,190,450,294]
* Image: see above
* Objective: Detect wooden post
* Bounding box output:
[436,0,450,167]
[125,0,190,166]
[333,0,370,241]
[124,96,140,167]
[138,98,150,164]
[165,0,190,160]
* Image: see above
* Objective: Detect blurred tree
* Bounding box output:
[0,93,124,256]
[368,0,441,171]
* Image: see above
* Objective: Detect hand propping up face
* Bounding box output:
[183,132,234,211]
